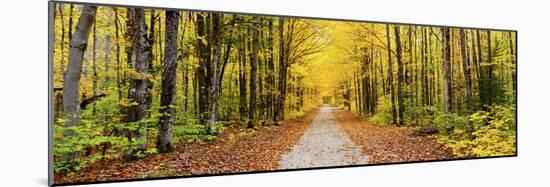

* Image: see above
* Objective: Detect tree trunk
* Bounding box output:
[156,10,179,153]
[394,25,405,125]
[441,27,452,114]
[248,17,260,128]
[459,29,474,139]
[61,5,97,162]
[208,13,223,133]
[470,30,480,80]
[180,14,189,112]
[92,16,98,115]
[104,35,111,84]
[267,19,275,120]
[460,29,473,107]
[487,30,494,106]
[195,13,211,125]
[355,71,362,115]
[68,4,74,42]
[408,26,414,107]
[58,4,66,75]
[476,30,485,109]
[385,24,397,125]
[509,32,516,98]
[124,8,151,161]
[238,31,248,121]
[114,9,123,101]
[274,17,286,123]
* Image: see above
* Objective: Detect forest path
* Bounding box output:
[279,105,369,169]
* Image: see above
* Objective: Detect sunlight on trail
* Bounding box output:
[279,105,369,169]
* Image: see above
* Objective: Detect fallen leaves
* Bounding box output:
[54,109,319,185]
[334,109,455,164]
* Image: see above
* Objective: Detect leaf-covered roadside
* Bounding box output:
[335,109,454,164]
[54,108,319,184]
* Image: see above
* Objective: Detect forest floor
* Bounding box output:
[55,108,320,184]
[279,105,369,169]
[55,105,454,185]
[334,108,454,164]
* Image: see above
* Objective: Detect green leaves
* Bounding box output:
[144,148,158,155]
[439,104,516,157]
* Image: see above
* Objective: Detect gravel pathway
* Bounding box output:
[279,105,369,169]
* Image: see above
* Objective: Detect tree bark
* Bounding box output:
[441,27,452,114]
[459,29,474,139]
[58,4,66,75]
[509,32,516,97]
[476,30,485,109]
[248,17,260,128]
[486,30,494,105]
[394,25,405,125]
[68,4,74,42]
[92,16,98,115]
[208,13,223,132]
[124,8,151,161]
[114,8,123,101]
[61,5,97,162]
[460,29,473,107]
[267,19,275,119]
[274,17,286,123]
[156,10,179,153]
[195,13,211,125]
[180,13,189,112]
[238,30,248,121]
[385,24,397,125]
[470,30,480,80]
[104,35,111,84]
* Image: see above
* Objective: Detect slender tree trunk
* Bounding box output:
[361,63,367,115]
[68,4,74,42]
[460,29,473,107]
[124,8,151,161]
[379,57,386,96]
[487,30,494,106]
[114,9,123,101]
[441,27,452,114]
[267,19,275,120]
[476,30,485,109]
[430,28,436,105]
[274,17,286,123]
[59,4,66,75]
[412,26,420,114]
[148,10,156,70]
[509,32,516,98]
[180,13,189,112]
[208,13,223,133]
[248,17,260,128]
[355,71,361,114]
[460,29,474,139]
[421,28,428,106]
[470,30,480,81]
[104,35,111,84]
[371,51,378,113]
[238,25,248,121]
[194,67,199,116]
[385,24,397,125]
[92,16,98,115]
[156,10,179,153]
[62,5,97,162]
[408,26,414,106]
[394,25,405,125]
[195,13,211,125]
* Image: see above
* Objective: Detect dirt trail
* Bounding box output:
[279,105,369,169]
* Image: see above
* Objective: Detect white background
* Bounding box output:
[0,0,548,186]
